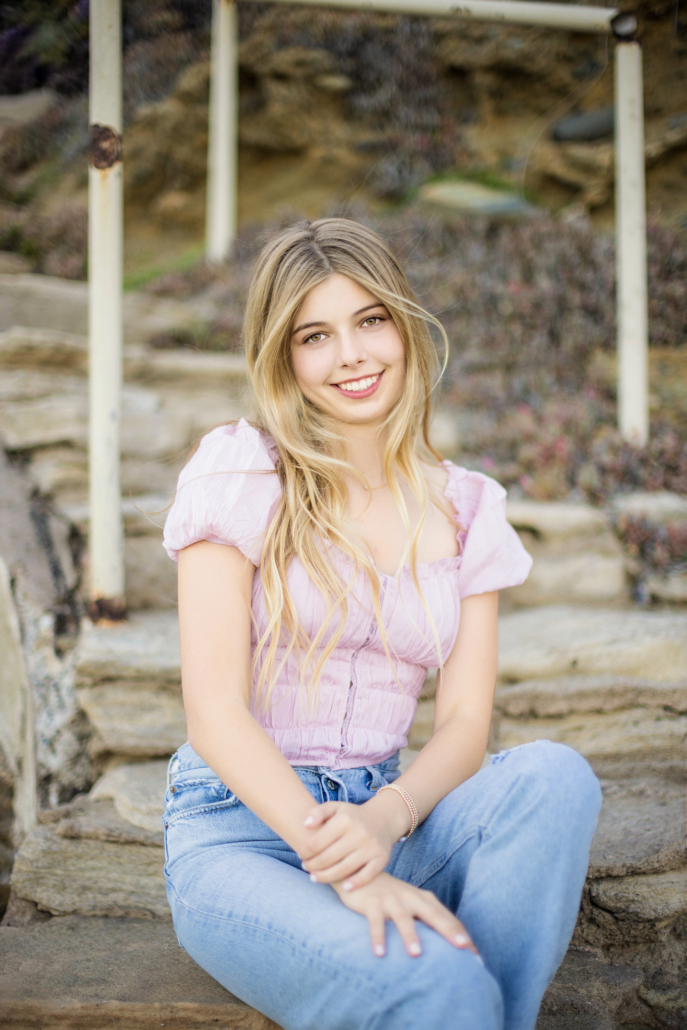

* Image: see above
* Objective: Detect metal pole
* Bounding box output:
[615,40,648,446]
[88,0,125,620]
[247,0,618,34]
[206,0,238,263]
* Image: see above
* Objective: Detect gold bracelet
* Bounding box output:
[377,783,419,841]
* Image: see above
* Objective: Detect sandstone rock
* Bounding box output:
[419,180,532,217]
[498,606,687,683]
[0,274,217,343]
[590,869,687,923]
[26,445,88,499]
[506,501,612,542]
[0,916,279,1029]
[496,707,687,764]
[611,491,687,528]
[647,571,687,605]
[62,494,169,536]
[0,326,88,373]
[0,274,88,336]
[0,386,87,450]
[47,796,164,847]
[76,610,180,686]
[407,698,435,749]
[0,252,32,274]
[537,949,647,1030]
[10,824,168,918]
[504,552,628,607]
[126,348,249,387]
[124,535,179,609]
[0,89,56,129]
[91,761,168,833]
[495,675,687,718]
[77,685,186,761]
[588,783,686,878]
[638,984,687,1029]
[0,378,191,458]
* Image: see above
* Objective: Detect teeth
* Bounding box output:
[338,374,379,393]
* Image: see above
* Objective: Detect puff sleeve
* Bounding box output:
[163,419,281,566]
[444,463,532,600]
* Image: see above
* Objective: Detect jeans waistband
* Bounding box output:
[167,742,401,798]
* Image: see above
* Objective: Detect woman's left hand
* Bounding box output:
[299,795,409,890]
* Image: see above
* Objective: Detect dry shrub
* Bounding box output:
[0,201,87,279]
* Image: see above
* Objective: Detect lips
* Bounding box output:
[331,372,382,398]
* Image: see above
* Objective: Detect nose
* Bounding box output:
[337,327,368,368]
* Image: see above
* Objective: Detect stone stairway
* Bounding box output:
[1,279,686,1029]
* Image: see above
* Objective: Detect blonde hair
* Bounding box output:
[244,218,449,708]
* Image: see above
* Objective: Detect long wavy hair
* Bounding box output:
[243,218,449,708]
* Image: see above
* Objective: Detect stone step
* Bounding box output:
[503,500,630,608]
[536,949,667,1030]
[0,915,656,1030]
[0,275,219,344]
[77,685,186,763]
[90,759,169,832]
[412,676,687,773]
[76,610,180,687]
[498,605,687,683]
[0,325,250,387]
[0,915,278,1029]
[10,816,168,920]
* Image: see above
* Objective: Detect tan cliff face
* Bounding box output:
[118,8,687,235]
[0,4,685,283]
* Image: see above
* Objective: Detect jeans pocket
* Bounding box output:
[165,778,241,826]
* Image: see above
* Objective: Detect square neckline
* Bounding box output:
[334,461,464,580]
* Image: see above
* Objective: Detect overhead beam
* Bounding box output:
[250,0,619,34]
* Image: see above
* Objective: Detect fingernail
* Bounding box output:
[474,954,484,966]
[374,945,385,957]
[342,881,354,892]
[309,873,318,882]
[454,934,470,947]
[304,816,315,826]
[408,942,422,956]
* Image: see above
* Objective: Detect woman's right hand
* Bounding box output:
[332,872,480,960]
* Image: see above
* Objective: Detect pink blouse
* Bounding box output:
[163,420,532,770]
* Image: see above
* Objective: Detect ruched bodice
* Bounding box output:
[163,420,532,769]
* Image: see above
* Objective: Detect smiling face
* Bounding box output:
[290,274,406,427]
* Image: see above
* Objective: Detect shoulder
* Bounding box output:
[441,461,506,527]
[183,419,278,480]
[163,419,282,564]
[440,461,532,599]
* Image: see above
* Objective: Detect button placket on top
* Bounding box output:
[339,577,388,762]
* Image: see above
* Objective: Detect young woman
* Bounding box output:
[162,218,601,1030]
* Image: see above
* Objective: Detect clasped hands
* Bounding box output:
[298,794,479,961]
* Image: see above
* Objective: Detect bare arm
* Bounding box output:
[177,540,321,856]
[301,590,499,884]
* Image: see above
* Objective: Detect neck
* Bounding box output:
[338,420,388,486]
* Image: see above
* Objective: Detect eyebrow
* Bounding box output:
[292,303,386,336]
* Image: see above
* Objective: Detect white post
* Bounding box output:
[206,0,238,263]
[88,0,125,620]
[615,41,648,446]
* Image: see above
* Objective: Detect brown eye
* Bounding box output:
[363,316,381,327]
[306,332,325,344]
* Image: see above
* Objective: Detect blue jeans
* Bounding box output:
[163,740,601,1030]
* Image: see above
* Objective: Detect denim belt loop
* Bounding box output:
[366,765,386,792]
[320,772,348,802]
[167,751,180,789]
